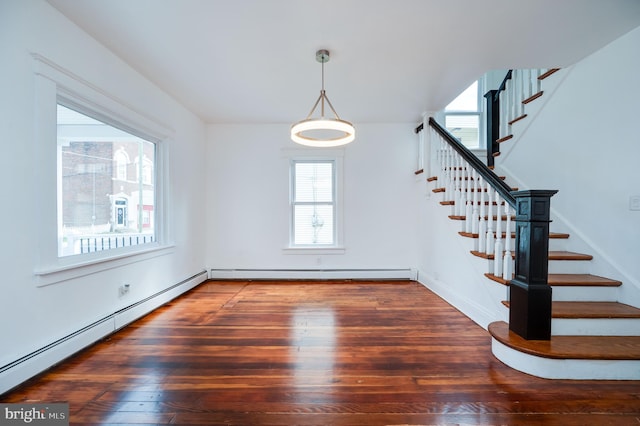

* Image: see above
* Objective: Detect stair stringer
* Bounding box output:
[416,187,508,330]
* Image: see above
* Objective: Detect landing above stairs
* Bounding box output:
[489,321,640,379]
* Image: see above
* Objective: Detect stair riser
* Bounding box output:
[548,260,591,275]
[483,259,591,276]
[552,286,618,302]
[552,318,640,336]
[492,339,640,380]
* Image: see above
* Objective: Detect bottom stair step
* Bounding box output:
[489,321,640,360]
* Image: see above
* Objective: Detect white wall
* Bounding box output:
[0,1,207,393]
[205,122,420,275]
[497,25,640,306]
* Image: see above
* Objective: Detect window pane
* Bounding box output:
[445,81,478,112]
[294,205,334,245]
[446,114,480,149]
[294,162,333,202]
[57,104,156,257]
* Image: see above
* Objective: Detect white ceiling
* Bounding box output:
[47,0,640,125]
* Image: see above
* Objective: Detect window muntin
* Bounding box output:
[291,161,335,245]
[57,104,156,257]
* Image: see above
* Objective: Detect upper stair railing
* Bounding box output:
[426,117,557,340]
[485,68,560,160]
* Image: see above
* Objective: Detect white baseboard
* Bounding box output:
[416,269,496,330]
[0,270,208,395]
[208,268,417,281]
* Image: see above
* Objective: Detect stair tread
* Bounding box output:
[501,301,640,319]
[551,301,640,319]
[548,274,621,287]
[485,273,622,287]
[549,251,593,260]
[522,91,543,104]
[489,321,640,360]
[472,250,589,261]
[539,68,561,80]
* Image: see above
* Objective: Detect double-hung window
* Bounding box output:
[444,80,484,149]
[291,160,336,246]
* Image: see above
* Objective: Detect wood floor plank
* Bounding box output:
[2,280,640,425]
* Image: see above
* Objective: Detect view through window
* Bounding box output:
[291,161,335,245]
[445,81,481,149]
[57,104,156,257]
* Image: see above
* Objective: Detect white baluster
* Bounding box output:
[509,76,516,123]
[503,203,513,280]
[440,138,448,196]
[515,69,524,117]
[494,193,504,277]
[471,170,480,236]
[527,69,535,100]
[464,166,473,233]
[499,86,509,139]
[477,177,487,253]
[535,68,543,95]
[486,187,495,255]
[458,157,466,217]
[454,155,463,216]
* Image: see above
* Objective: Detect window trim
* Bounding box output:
[32,53,174,286]
[282,149,344,254]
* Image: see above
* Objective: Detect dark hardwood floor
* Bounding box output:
[2,280,640,425]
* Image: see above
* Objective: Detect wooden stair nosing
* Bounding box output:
[522,91,544,105]
[489,321,640,360]
[538,68,561,80]
[427,176,437,182]
[496,135,513,143]
[548,251,593,261]
[472,250,592,261]
[501,301,640,319]
[485,273,622,288]
[508,114,528,125]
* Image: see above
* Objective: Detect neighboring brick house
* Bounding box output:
[60,139,154,235]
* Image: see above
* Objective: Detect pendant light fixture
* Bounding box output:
[291,49,355,147]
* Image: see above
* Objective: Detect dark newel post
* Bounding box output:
[509,190,558,340]
[483,90,500,167]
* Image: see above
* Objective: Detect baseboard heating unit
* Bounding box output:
[208,268,417,281]
[0,270,208,395]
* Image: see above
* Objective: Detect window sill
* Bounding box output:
[34,244,175,287]
[282,246,346,255]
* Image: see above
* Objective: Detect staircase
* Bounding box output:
[423,69,640,379]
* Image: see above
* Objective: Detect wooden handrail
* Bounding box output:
[494,70,513,100]
[428,117,516,207]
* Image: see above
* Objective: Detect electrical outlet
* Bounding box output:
[630,195,640,211]
[118,284,131,296]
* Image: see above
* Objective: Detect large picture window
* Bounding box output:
[291,160,336,246]
[57,104,156,257]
